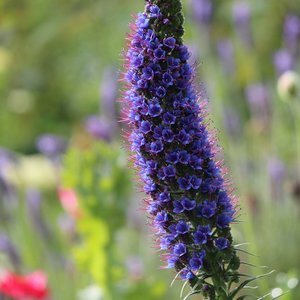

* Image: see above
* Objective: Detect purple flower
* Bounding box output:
[123,0,239,290]
[142,67,155,80]
[177,129,191,144]
[180,268,195,280]
[149,140,164,154]
[140,120,152,134]
[193,231,208,245]
[36,134,67,157]
[158,191,171,203]
[156,86,166,98]
[162,128,175,143]
[190,0,213,25]
[155,211,168,223]
[190,175,202,189]
[232,2,253,48]
[163,165,176,177]
[173,200,184,214]
[284,15,300,54]
[217,213,233,229]
[167,255,178,268]
[166,151,179,164]
[173,243,187,257]
[162,72,174,86]
[199,200,217,219]
[245,83,270,125]
[163,37,176,49]
[132,54,144,67]
[149,102,162,117]
[160,235,175,250]
[232,2,250,27]
[181,198,196,211]
[178,177,192,191]
[189,250,205,271]
[154,48,166,60]
[215,238,229,250]
[273,49,294,75]
[148,4,160,18]
[163,112,176,124]
[85,116,114,142]
[176,220,190,234]
[136,13,150,29]
[178,151,190,164]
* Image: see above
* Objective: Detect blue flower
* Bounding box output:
[217,213,233,229]
[176,220,190,234]
[163,112,176,124]
[153,125,164,139]
[142,67,155,80]
[190,175,202,189]
[199,200,217,219]
[173,243,187,257]
[132,54,144,67]
[178,177,192,191]
[162,72,174,86]
[156,86,167,98]
[215,237,230,250]
[163,37,176,49]
[154,48,166,60]
[160,235,175,250]
[189,250,206,271]
[180,269,195,280]
[163,165,176,178]
[166,151,179,164]
[173,200,184,213]
[178,150,190,164]
[162,128,175,143]
[149,4,161,18]
[147,202,159,215]
[193,225,211,244]
[177,129,191,144]
[181,198,196,211]
[167,255,178,268]
[149,140,164,154]
[193,231,207,245]
[136,13,150,29]
[149,102,162,117]
[158,191,171,203]
[140,120,152,134]
[155,211,168,223]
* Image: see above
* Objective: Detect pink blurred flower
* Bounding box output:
[0,271,49,300]
[58,188,81,219]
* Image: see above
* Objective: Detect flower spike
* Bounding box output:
[122,0,243,298]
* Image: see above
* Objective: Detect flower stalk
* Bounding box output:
[122,0,245,298]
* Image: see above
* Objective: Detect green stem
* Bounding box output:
[288,101,300,176]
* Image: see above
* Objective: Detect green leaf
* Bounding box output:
[229,270,275,299]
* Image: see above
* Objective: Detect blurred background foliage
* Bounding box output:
[0,0,300,299]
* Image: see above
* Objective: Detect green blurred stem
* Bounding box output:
[288,101,300,175]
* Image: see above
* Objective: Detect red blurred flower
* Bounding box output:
[0,271,49,300]
[58,187,81,219]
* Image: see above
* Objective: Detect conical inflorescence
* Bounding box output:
[122,0,241,298]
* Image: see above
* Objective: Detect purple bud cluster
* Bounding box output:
[123,1,238,283]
